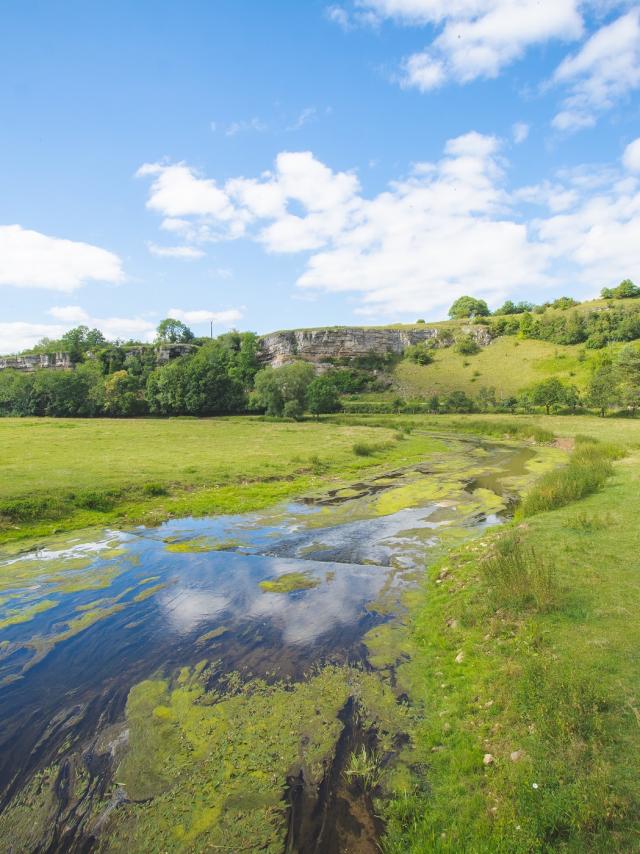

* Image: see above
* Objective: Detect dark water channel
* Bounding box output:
[0,438,535,852]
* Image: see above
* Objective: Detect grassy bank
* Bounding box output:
[0,416,447,544]
[380,423,640,852]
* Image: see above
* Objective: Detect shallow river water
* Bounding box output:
[0,435,540,852]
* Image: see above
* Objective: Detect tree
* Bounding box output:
[155,318,194,344]
[601,279,640,300]
[587,363,618,417]
[253,361,315,417]
[306,375,341,416]
[444,390,474,413]
[477,386,497,412]
[448,296,490,319]
[615,345,640,414]
[529,377,569,414]
[61,326,107,362]
[102,370,144,416]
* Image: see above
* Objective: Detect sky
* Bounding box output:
[1,0,640,352]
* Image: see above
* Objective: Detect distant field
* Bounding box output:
[0,416,446,543]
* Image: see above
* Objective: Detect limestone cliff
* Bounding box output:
[258,325,492,367]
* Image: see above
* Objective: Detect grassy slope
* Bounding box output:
[0,416,444,545]
[381,415,640,852]
[393,337,599,398]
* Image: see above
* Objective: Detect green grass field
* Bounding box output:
[0,416,445,544]
[377,415,640,852]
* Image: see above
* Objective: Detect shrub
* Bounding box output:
[404,342,434,365]
[74,490,119,512]
[142,482,169,497]
[353,441,376,456]
[454,334,480,356]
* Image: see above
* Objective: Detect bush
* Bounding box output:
[142,482,169,497]
[352,441,376,456]
[404,342,434,365]
[454,335,480,356]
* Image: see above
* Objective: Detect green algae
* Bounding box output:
[259,571,320,593]
[132,582,167,603]
[104,665,354,852]
[164,536,243,554]
[0,598,58,631]
[195,625,228,646]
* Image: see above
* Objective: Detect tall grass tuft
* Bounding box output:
[519,439,624,518]
[481,534,555,611]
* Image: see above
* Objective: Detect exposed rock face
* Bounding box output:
[0,352,72,372]
[0,344,195,372]
[258,325,492,367]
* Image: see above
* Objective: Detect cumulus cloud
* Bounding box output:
[0,225,123,291]
[552,9,640,131]
[0,308,158,355]
[167,308,244,326]
[139,133,640,319]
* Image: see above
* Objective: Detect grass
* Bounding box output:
[380,416,640,852]
[519,439,624,517]
[0,416,446,544]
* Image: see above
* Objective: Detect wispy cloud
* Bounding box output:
[552,9,640,132]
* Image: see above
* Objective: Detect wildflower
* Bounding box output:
[532,783,539,789]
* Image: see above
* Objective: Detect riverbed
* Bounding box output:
[0,434,546,852]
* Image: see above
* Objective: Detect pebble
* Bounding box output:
[455,651,465,663]
[483,753,494,765]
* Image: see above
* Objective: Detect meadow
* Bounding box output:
[0,415,446,543]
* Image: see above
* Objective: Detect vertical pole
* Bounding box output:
[210,320,213,339]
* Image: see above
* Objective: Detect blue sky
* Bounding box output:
[1,0,639,351]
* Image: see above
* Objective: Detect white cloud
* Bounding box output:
[225,117,268,137]
[336,0,584,89]
[512,122,530,144]
[0,322,67,354]
[552,9,640,131]
[48,307,157,341]
[0,225,123,292]
[140,133,640,319]
[623,137,640,172]
[147,242,205,259]
[49,305,91,323]
[0,309,158,355]
[287,107,318,131]
[167,308,244,327]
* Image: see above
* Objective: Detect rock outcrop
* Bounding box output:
[258,325,492,367]
[0,352,73,372]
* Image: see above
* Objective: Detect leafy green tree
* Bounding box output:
[61,326,107,362]
[155,318,194,344]
[103,370,147,416]
[587,362,619,417]
[253,361,315,416]
[615,345,640,414]
[529,377,569,414]
[477,386,497,412]
[601,279,640,300]
[306,375,341,416]
[448,296,490,319]
[443,390,474,412]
